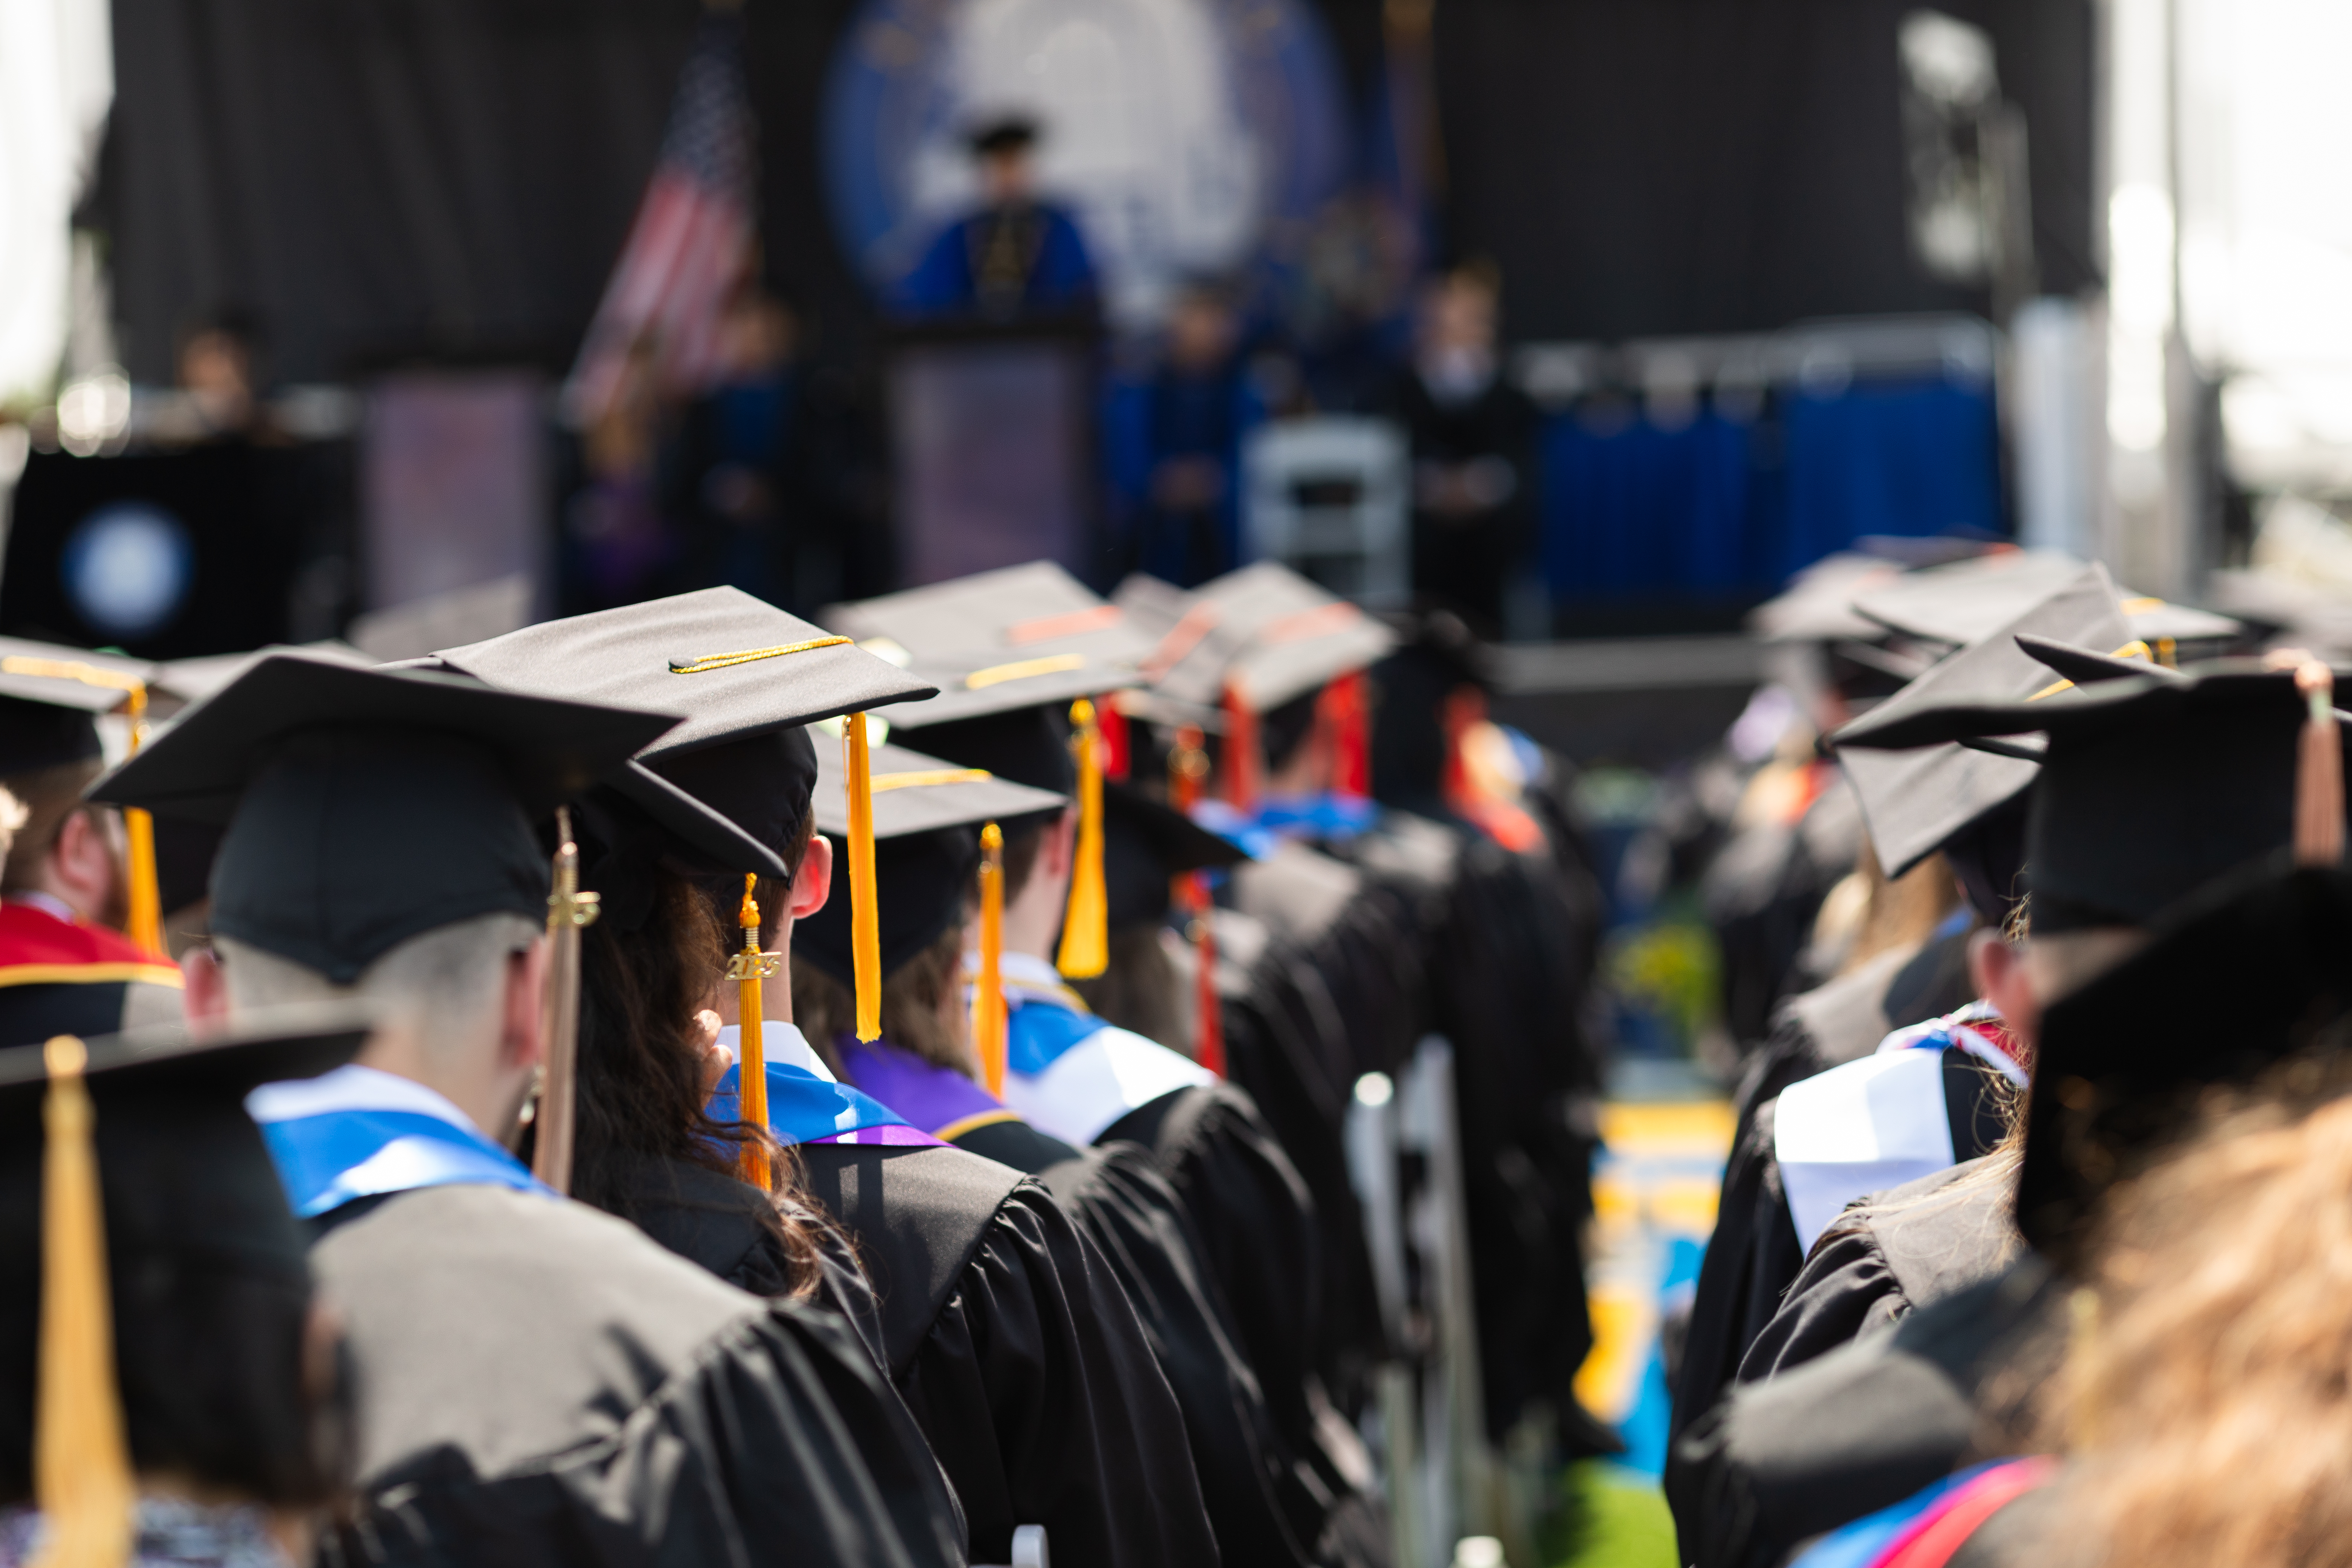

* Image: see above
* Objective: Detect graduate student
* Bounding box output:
[1678,566,2132,1410]
[1669,655,2352,1568]
[100,651,965,1568]
[0,640,185,1047]
[0,1011,368,1566]
[790,736,1330,1568]
[423,590,1223,1568]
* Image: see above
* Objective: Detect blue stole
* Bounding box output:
[1005,993,1112,1077]
[707,1060,936,1148]
[259,1110,552,1220]
[1190,792,1374,858]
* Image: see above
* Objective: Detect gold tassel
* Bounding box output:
[532,807,599,1196]
[973,824,1007,1096]
[2295,661,2343,867]
[732,874,773,1189]
[845,714,883,1041]
[119,685,162,959]
[1057,699,1108,978]
[33,1035,135,1568]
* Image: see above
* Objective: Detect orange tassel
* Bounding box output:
[35,1035,136,1568]
[120,684,163,959]
[1057,700,1108,979]
[973,824,1008,1095]
[844,714,883,1041]
[2296,662,2343,867]
[732,874,773,1189]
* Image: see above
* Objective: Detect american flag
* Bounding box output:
[564,18,757,428]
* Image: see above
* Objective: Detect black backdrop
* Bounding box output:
[95,0,2089,384]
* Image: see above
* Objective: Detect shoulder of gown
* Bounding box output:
[1666,1258,2059,1568]
[307,1184,963,1568]
[891,1164,1224,1568]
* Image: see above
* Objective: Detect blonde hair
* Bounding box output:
[2044,1051,2352,1567]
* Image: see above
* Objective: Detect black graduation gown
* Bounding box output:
[1666,1258,2058,1568]
[1668,925,1979,1453]
[1096,1084,1391,1567]
[986,1126,1321,1568]
[303,1184,965,1568]
[1736,1159,2021,1386]
[792,1141,1223,1568]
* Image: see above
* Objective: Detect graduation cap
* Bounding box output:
[1854,549,2242,652]
[802,733,1066,1094]
[1836,658,2352,932]
[1830,566,2128,919]
[1118,564,1399,712]
[427,589,939,1036]
[2019,858,2352,1263]
[89,651,675,984]
[825,562,1158,673]
[968,113,1040,156]
[0,1005,372,1552]
[1102,782,1246,931]
[1747,553,1908,645]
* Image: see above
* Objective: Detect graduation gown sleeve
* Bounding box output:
[305,1185,963,1568]
[1735,1161,2020,1386]
[889,1173,1222,1568]
[797,1142,1222,1568]
[1666,1260,2057,1568]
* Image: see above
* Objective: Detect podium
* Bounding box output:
[885,317,1100,586]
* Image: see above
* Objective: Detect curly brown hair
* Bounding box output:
[2042,1044,2352,1567]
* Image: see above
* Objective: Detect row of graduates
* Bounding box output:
[1658,547,2352,1566]
[0,554,1610,1565]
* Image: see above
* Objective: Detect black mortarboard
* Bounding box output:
[89,652,674,983]
[1832,566,2127,896]
[1836,660,2352,932]
[825,562,1156,672]
[2018,858,2352,1263]
[0,638,156,777]
[2012,632,2184,689]
[1116,565,1399,710]
[0,1005,372,1510]
[1102,782,1246,931]
[1853,549,2240,651]
[1748,553,1908,644]
[895,706,1074,798]
[797,735,1066,985]
[968,114,1040,156]
[429,589,937,880]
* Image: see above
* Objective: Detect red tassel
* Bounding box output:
[1098,699,1132,782]
[1319,672,1371,797]
[1222,680,1260,811]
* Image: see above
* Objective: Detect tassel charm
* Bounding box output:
[729,874,780,1188]
[35,1035,136,1568]
[974,824,1008,1095]
[2296,662,2343,867]
[1057,699,1109,978]
[845,714,884,1041]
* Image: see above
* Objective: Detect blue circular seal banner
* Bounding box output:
[823,0,1348,326]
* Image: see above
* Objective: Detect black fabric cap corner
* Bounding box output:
[1103,782,1246,930]
[794,827,982,989]
[2019,859,2352,1263]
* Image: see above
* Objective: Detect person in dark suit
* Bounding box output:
[1395,265,1538,635]
[895,116,1099,322]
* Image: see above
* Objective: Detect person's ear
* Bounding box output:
[502,937,551,1071]
[182,945,231,1029]
[787,834,834,922]
[1969,928,2041,1049]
